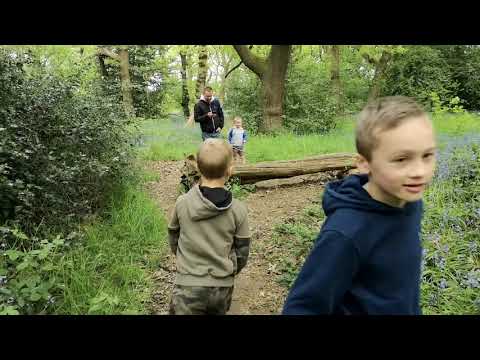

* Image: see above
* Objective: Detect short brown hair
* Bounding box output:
[356,96,428,160]
[203,86,213,93]
[197,139,233,179]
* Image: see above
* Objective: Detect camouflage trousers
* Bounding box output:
[169,284,234,315]
[232,146,245,164]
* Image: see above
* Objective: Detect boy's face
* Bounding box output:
[357,116,437,207]
[234,119,242,128]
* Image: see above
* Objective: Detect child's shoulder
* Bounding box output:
[175,191,189,205]
[322,207,375,237]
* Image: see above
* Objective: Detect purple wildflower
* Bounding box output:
[428,293,438,306]
[439,279,448,289]
[474,298,480,310]
[464,270,480,289]
[468,241,478,253]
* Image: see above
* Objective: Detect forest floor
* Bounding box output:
[145,160,324,314]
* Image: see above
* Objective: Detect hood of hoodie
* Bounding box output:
[322,174,418,217]
[187,185,232,221]
[200,95,215,103]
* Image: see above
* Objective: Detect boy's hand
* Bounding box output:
[207,111,213,118]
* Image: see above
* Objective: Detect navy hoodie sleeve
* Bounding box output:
[282,230,359,315]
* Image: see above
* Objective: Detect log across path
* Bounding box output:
[184,152,358,186]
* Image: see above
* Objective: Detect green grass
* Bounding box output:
[136,115,202,161]
[53,176,168,315]
[136,112,480,163]
[246,128,354,163]
[431,112,480,136]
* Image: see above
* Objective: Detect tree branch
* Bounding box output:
[225,60,244,79]
[97,46,120,61]
[232,45,267,78]
[361,52,377,65]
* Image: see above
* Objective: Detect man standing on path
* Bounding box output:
[194,86,225,141]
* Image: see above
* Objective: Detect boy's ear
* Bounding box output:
[355,153,370,175]
[226,164,234,178]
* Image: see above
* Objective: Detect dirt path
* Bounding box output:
[146,160,324,315]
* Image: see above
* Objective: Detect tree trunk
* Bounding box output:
[233,45,292,133]
[118,49,135,118]
[368,51,392,102]
[180,51,190,118]
[195,45,208,99]
[96,55,108,78]
[96,46,135,118]
[262,74,286,132]
[329,45,343,114]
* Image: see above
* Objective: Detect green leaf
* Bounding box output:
[5,250,23,261]
[41,263,54,271]
[29,293,42,302]
[16,261,30,271]
[90,293,108,305]
[87,304,104,314]
[52,238,65,246]
[37,248,50,260]
[12,229,29,241]
[0,305,20,315]
[121,309,141,315]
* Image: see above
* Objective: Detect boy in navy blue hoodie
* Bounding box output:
[282,96,437,315]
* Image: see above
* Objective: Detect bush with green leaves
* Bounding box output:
[283,56,339,134]
[0,226,72,315]
[430,92,466,116]
[0,49,132,234]
[382,46,457,109]
[224,70,263,134]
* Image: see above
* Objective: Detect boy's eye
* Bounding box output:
[393,158,406,163]
[423,153,434,159]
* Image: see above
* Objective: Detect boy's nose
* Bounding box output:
[408,160,430,179]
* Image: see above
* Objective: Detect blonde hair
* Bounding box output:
[356,96,428,160]
[197,139,233,179]
[233,116,243,124]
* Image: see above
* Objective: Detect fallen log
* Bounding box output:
[254,171,336,189]
[182,153,358,186]
[233,153,357,183]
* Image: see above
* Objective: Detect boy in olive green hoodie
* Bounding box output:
[168,139,251,315]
